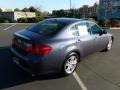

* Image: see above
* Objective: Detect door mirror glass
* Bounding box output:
[102,30,107,34]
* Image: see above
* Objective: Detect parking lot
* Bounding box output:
[0,23,120,90]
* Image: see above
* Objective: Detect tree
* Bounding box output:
[52,9,67,17]
[29,6,36,12]
[22,8,30,12]
[0,8,2,12]
[14,8,20,11]
[52,9,83,18]
[17,6,43,22]
[42,11,49,17]
[67,9,75,18]
[17,18,28,23]
[28,6,42,17]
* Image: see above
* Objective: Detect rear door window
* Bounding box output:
[70,23,90,36]
[70,25,79,36]
[77,24,90,36]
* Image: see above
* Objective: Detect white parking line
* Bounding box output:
[73,72,88,90]
[4,23,17,30]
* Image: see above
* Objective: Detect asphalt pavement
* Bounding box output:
[0,23,120,90]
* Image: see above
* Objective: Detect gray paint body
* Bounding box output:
[11,18,113,75]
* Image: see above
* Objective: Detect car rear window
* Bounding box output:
[29,20,67,36]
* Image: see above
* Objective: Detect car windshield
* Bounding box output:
[29,20,67,36]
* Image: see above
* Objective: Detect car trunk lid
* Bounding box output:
[12,30,51,55]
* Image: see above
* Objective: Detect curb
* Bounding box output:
[110,27,120,30]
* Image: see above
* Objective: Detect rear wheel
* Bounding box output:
[62,52,79,75]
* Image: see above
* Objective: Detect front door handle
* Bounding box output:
[94,36,98,40]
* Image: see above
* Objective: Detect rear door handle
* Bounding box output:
[76,39,81,43]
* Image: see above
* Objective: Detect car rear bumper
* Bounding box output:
[10,47,61,75]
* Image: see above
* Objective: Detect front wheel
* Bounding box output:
[105,37,113,51]
[62,52,79,75]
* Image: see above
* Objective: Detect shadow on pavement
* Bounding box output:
[0,47,64,89]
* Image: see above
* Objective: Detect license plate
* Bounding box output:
[13,57,20,65]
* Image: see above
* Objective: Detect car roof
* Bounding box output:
[45,18,86,25]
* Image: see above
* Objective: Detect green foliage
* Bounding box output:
[0,8,2,12]
[0,16,11,23]
[52,9,82,18]
[22,8,30,12]
[0,6,44,23]
[35,16,44,22]
[4,20,11,23]
[17,6,43,23]
[21,6,42,17]
[29,6,36,12]
[0,16,4,22]
[17,18,28,23]
[87,18,97,23]
[17,17,43,23]
[14,8,21,11]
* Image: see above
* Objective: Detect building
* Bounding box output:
[79,5,91,18]
[1,8,14,12]
[91,3,98,19]
[79,4,98,19]
[98,0,120,19]
[51,2,98,19]
[0,11,36,21]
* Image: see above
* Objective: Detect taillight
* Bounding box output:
[25,44,52,55]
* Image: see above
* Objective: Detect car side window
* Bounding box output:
[70,25,79,36]
[77,23,90,36]
[88,22,102,35]
[70,23,90,36]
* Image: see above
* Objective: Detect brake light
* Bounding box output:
[25,44,52,55]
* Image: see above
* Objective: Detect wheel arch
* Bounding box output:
[111,36,114,42]
[66,50,81,63]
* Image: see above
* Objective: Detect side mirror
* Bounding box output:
[102,27,110,34]
[99,30,107,36]
[102,30,107,34]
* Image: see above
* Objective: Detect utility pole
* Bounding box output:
[70,0,72,10]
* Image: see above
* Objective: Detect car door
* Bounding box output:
[87,22,108,52]
[70,22,97,57]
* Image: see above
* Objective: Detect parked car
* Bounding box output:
[11,18,114,75]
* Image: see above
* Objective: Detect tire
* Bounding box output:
[61,52,79,76]
[105,37,113,51]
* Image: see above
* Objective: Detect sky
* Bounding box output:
[0,0,98,13]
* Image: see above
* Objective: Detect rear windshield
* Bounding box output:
[29,20,67,36]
